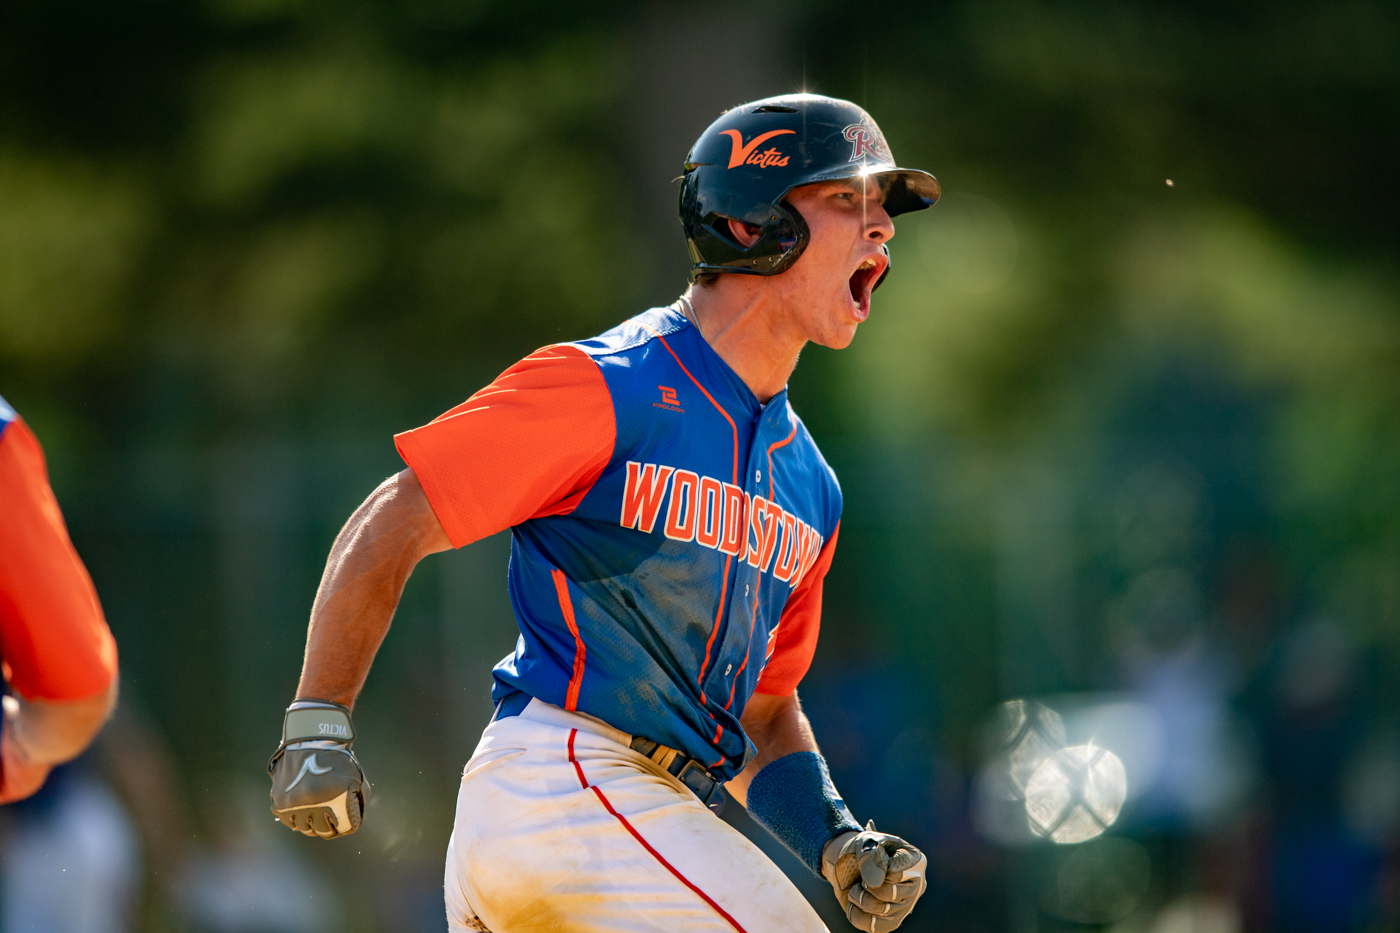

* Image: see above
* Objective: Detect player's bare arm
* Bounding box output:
[724,692,818,807]
[296,468,450,707]
[268,468,448,838]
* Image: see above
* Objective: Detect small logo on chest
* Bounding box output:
[653,385,684,413]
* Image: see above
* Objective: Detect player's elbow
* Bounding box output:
[348,468,452,563]
[10,676,118,765]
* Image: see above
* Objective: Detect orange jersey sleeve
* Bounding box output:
[394,345,617,548]
[754,523,839,697]
[0,418,118,701]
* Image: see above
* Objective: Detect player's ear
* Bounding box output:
[726,218,762,249]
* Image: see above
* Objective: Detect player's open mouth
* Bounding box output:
[848,254,887,322]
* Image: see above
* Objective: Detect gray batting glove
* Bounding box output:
[821,822,927,933]
[268,699,369,839]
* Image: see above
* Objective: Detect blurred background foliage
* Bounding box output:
[2,0,1400,930]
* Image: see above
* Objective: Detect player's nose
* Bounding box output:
[864,202,895,244]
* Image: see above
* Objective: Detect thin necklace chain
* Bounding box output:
[675,295,704,341]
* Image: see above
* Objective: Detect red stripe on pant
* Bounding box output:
[566,728,749,933]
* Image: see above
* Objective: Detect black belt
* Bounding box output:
[494,692,726,816]
[629,735,726,816]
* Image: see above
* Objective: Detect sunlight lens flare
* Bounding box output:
[1025,744,1128,844]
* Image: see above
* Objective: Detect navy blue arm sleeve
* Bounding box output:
[744,751,862,875]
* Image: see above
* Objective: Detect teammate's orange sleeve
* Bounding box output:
[0,418,118,701]
[394,345,617,548]
[754,523,840,697]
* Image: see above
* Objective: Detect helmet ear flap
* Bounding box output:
[765,199,809,275]
[687,202,809,276]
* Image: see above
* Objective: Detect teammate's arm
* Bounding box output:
[0,686,118,803]
[0,411,120,804]
[5,687,117,764]
[295,467,450,707]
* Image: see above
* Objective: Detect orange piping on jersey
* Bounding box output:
[725,640,752,709]
[756,500,784,574]
[766,423,798,500]
[642,323,740,703]
[697,554,732,706]
[724,588,764,712]
[724,423,800,711]
[643,325,739,485]
[552,569,586,711]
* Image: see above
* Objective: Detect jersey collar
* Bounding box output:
[658,306,790,425]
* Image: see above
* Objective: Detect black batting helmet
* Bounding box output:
[679,93,939,280]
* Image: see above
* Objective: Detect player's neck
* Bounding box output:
[682,283,805,405]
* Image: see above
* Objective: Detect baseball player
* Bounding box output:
[0,396,119,803]
[270,94,940,932]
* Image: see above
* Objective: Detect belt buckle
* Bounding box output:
[676,759,725,817]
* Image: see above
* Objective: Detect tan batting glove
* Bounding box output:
[821,822,927,933]
[268,699,369,838]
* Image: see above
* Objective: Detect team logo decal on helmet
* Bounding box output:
[843,122,893,164]
[679,93,940,281]
[721,129,795,168]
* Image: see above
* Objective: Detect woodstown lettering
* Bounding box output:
[620,461,824,587]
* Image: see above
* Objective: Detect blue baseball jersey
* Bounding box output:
[396,306,842,778]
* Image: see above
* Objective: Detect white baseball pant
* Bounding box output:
[444,699,830,933]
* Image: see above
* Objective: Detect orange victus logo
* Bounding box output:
[719,129,795,168]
